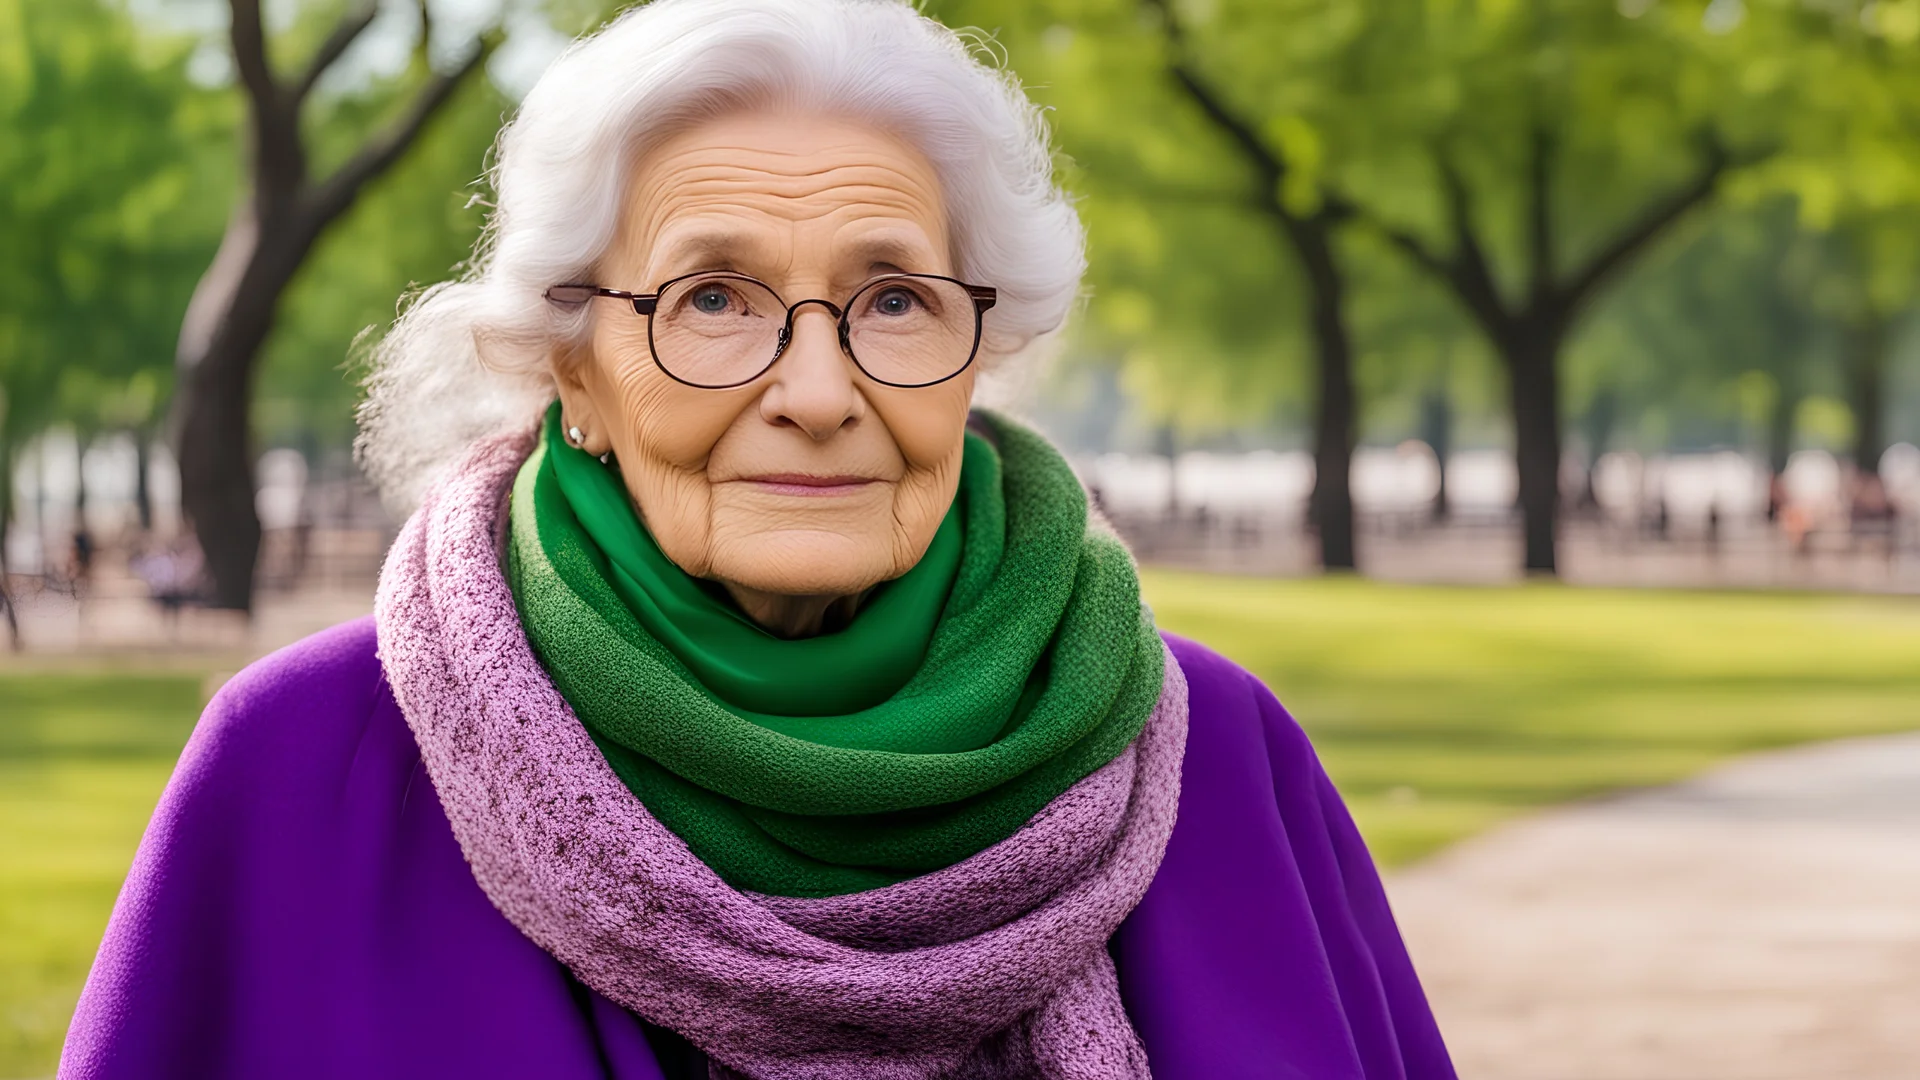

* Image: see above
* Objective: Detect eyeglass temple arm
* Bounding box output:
[966,285,997,312]
[545,285,659,316]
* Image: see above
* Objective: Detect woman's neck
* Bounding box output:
[723,583,865,639]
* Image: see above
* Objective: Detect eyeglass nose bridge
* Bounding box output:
[770,296,852,364]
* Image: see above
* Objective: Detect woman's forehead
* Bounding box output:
[614,113,951,278]
[639,219,944,278]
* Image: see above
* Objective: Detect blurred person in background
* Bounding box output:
[128,532,204,627]
[1850,472,1897,558]
[61,2,1454,1077]
[67,526,95,596]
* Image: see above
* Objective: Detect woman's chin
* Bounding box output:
[703,532,905,599]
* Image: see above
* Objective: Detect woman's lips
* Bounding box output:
[739,474,879,497]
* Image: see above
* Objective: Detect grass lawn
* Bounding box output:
[1141,572,1920,866]
[0,673,203,1079]
[4,577,1920,1076]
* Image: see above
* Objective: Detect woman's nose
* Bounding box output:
[757,306,864,440]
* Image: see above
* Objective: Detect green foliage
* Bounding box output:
[7,0,1920,476]
[257,72,506,449]
[1568,200,1827,451]
[934,0,1920,455]
[926,0,1322,436]
[0,0,231,445]
[0,0,514,465]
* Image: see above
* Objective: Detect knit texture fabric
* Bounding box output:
[374,426,1189,1080]
[508,410,1165,897]
[543,398,969,719]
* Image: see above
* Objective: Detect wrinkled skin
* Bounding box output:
[550,111,978,638]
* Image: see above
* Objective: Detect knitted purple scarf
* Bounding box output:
[373,428,1190,1080]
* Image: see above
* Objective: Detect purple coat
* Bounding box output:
[60,618,1454,1079]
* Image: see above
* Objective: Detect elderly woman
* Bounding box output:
[62,1,1453,1077]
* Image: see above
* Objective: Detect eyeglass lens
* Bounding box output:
[649,273,978,388]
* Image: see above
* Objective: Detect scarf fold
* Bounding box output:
[374,424,1188,1080]
[546,399,969,720]
[508,408,1165,898]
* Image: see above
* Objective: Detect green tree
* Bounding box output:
[0,0,228,644]
[1570,201,1832,475]
[256,70,507,457]
[938,0,1794,574]
[1327,0,1789,572]
[173,0,496,611]
[1797,216,1920,476]
[926,0,1369,567]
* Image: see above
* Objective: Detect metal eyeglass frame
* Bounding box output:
[543,270,999,390]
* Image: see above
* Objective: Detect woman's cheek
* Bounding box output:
[609,359,733,470]
[889,475,956,571]
[872,377,974,469]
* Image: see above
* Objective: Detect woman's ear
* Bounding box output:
[549,340,614,457]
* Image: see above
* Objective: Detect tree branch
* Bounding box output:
[1372,218,1448,278]
[1559,136,1738,312]
[416,0,433,66]
[229,0,312,196]
[1167,65,1286,194]
[291,3,381,106]
[1370,146,1510,334]
[1433,149,1505,317]
[1141,0,1287,207]
[304,37,493,227]
[227,0,279,116]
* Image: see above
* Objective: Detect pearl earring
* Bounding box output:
[566,425,584,447]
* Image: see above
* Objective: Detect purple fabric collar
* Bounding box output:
[374,429,1191,1080]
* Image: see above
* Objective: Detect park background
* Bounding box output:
[5,0,1920,1076]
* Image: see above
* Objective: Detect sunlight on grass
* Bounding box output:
[0,674,201,1079]
[4,579,1920,1076]
[1141,572,1920,866]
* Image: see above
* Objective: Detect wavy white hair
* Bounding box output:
[355,0,1086,513]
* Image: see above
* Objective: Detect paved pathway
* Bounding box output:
[0,576,374,671]
[1387,733,1920,1080]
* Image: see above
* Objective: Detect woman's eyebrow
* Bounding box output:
[844,235,931,269]
[652,230,752,274]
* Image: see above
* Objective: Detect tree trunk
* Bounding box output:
[1421,387,1452,522]
[1502,326,1564,574]
[1845,317,1888,477]
[1766,380,1799,478]
[1287,216,1358,571]
[169,0,490,614]
[0,432,18,649]
[1761,376,1802,523]
[134,425,153,533]
[73,431,89,535]
[172,199,321,611]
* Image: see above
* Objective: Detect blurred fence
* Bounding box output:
[1082,441,1920,590]
[5,429,1918,657]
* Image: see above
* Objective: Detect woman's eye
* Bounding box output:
[691,286,733,314]
[873,287,919,316]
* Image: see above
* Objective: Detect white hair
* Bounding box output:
[355,0,1086,513]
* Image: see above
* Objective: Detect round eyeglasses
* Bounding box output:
[544,271,998,390]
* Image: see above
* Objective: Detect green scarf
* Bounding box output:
[507,405,1163,897]
[545,412,969,724]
